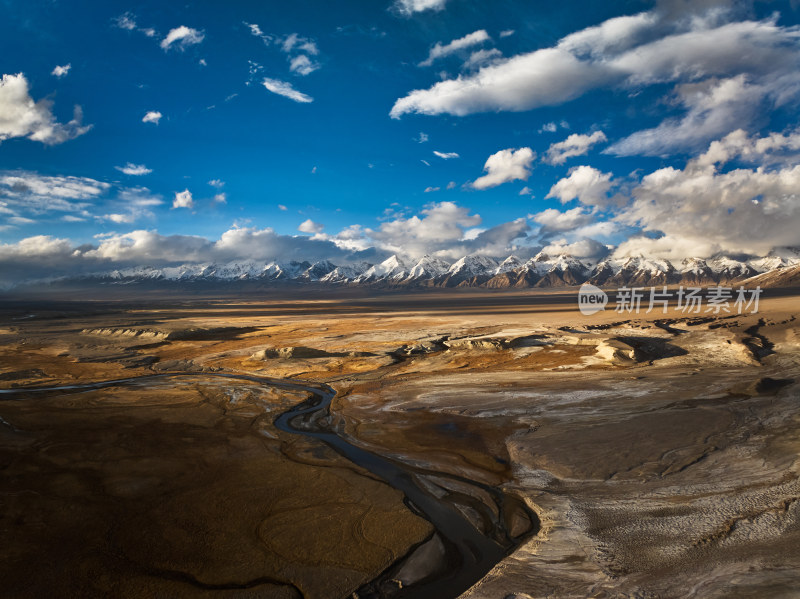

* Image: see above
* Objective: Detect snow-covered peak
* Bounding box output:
[300,260,337,281]
[407,255,451,280]
[495,255,523,274]
[320,262,371,283]
[447,255,498,276]
[355,254,408,282]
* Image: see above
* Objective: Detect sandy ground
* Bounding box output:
[0,288,798,598]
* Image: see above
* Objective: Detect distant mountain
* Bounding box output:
[22,249,800,289]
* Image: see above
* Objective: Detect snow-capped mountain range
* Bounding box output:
[45,248,800,289]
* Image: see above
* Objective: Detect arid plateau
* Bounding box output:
[1,288,798,598]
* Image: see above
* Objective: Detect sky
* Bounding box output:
[2,0,800,281]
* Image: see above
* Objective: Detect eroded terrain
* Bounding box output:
[1,290,798,598]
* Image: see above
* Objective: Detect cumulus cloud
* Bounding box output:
[51,64,71,78]
[208,179,224,188]
[142,111,162,124]
[546,166,613,207]
[539,237,611,261]
[533,207,595,232]
[298,218,324,234]
[545,131,607,165]
[115,163,152,176]
[433,150,459,159]
[213,193,226,204]
[472,147,535,190]
[419,30,490,67]
[335,202,529,259]
[390,7,800,157]
[262,78,313,103]
[614,131,800,259]
[367,201,481,257]
[393,0,448,16]
[694,128,800,168]
[160,26,204,51]
[0,73,92,145]
[424,186,440,192]
[172,189,193,209]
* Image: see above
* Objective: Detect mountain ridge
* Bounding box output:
[27,250,800,290]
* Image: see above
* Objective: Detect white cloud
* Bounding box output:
[160,26,205,51]
[367,201,482,258]
[539,237,611,261]
[262,78,313,103]
[273,33,321,76]
[105,213,135,224]
[142,111,162,124]
[390,7,800,158]
[546,165,613,207]
[694,128,800,168]
[213,193,226,204]
[289,55,320,76]
[463,48,503,70]
[447,181,457,189]
[499,29,515,38]
[417,132,429,143]
[114,12,137,31]
[278,204,288,211]
[208,179,224,188]
[393,0,448,16]
[472,147,535,190]
[424,186,440,192]
[172,189,193,209]
[298,219,324,234]
[545,130,607,165]
[433,150,459,159]
[282,33,318,54]
[244,21,271,44]
[614,131,800,258]
[51,64,71,78]
[419,30,491,67]
[114,12,157,38]
[392,47,612,118]
[0,73,92,145]
[0,171,109,215]
[115,163,152,176]
[105,186,163,223]
[606,75,766,157]
[533,207,594,232]
[519,186,533,196]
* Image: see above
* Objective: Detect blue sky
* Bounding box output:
[2,0,800,279]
